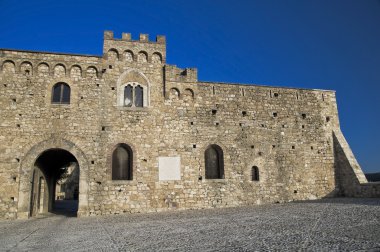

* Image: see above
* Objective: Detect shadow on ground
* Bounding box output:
[51,200,78,217]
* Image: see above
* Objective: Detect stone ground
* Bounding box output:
[0,198,379,252]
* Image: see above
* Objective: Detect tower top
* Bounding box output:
[104,31,166,44]
[103,30,166,63]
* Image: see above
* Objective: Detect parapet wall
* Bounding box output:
[164,65,198,83]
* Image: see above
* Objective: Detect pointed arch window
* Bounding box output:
[124,85,133,107]
[135,85,143,107]
[120,82,147,107]
[112,144,133,180]
[205,144,224,179]
[52,82,71,104]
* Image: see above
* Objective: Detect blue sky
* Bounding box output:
[0,0,379,173]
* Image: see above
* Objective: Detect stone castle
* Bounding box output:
[0,31,378,219]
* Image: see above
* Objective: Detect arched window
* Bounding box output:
[124,85,133,107]
[135,85,143,107]
[120,82,147,107]
[52,83,71,104]
[112,144,133,180]
[205,144,224,179]
[252,166,259,181]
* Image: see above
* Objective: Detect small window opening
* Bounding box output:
[212,109,217,115]
[258,151,263,156]
[251,166,260,181]
[198,176,202,181]
[11,197,15,201]
[242,111,247,116]
[326,116,330,122]
[12,98,16,102]
[261,124,265,127]
[296,93,299,100]
[190,121,194,125]
[251,145,255,149]
[101,126,106,131]
[270,90,272,98]
[193,144,196,148]
[272,145,276,148]
[292,145,295,149]
[274,93,279,97]
[282,125,286,128]
[3,84,7,87]
[109,65,112,69]
[215,122,219,126]
[311,146,314,150]
[302,125,305,129]
[25,70,30,75]
[111,87,115,90]
[294,190,298,194]
[12,176,17,181]
[322,94,325,101]
[212,86,215,95]
[16,124,20,128]
[96,181,102,185]
[239,123,243,126]
[15,158,20,162]
[273,112,277,117]
[91,160,95,164]
[302,114,306,119]
[96,84,100,87]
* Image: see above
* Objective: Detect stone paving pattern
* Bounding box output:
[0,198,379,251]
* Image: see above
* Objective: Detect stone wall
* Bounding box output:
[0,31,372,219]
[333,130,380,197]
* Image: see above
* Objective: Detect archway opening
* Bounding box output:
[30,149,79,217]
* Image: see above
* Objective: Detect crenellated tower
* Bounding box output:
[102,31,166,64]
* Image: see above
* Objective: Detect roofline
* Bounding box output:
[0,48,335,93]
[199,80,336,93]
[0,48,102,58]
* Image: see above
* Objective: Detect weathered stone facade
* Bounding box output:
[0,31,375,220]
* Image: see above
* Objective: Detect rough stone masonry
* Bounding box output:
[0,31,378,220]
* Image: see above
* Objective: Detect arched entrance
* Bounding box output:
[17,138,89,219]
[30,149,79,217]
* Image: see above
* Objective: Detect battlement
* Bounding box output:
[104,31,166,44]
[103,31,166,64]
[164,65,198,83]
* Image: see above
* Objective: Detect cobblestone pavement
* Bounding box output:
[0,198,379,252]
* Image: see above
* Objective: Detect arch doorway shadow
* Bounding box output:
[30,149,80,217]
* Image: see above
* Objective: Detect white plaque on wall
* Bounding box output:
[158,156,181,181]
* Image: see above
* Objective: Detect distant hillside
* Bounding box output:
[365,172,380,182]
